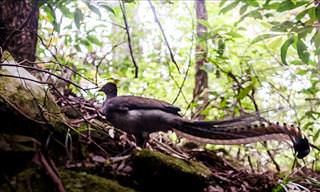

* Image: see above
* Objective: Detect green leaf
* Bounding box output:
[316,4,320,22]
[296,26,313,39]
[308,6,317,21]
[277,0,308,12]
[87,35,103,46]
[100,4,116,15]
[312,31,320,49]
[263,2,280,10]
[296,69,308,75]
[237,9,262,24]
[280,36,294,65]
[313,128,320,142]
[295,7,311,21]
[59,4,73,18]
[217,39,225,56]
[238,84,253,100]
[86,3,101,18]
[226,31,243,38]
[123,0,135,3]
[74,8,84,29]
[244,0,259,7]
[80,39,93,52]
[303,121,314,129]
[239,4,248,15]
[268,36,284,50]
[251,33,279,44]
[219,0,228,7]
[220,0,240,14]
[296,38,310,64]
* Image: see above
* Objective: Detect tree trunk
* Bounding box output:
[192,0,208,120]
[0,0,39,65]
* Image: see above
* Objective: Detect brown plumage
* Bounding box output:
[100,82,310,158]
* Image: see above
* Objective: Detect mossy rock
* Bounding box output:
[0,134,41,183]
[0,65,68,131]
[1,168,137,192]
[131,149,212,192]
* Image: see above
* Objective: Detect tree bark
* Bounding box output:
[0,0,39,65]
[192,0,208,120]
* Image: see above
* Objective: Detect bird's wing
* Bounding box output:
[105,96,181,115]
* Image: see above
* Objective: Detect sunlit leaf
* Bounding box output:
[86,3,101,18]
[243,0,259,7]
[100,4,116,15]
[277,0,308,12]
[268,36,283,50]
[263,2,280,10]
[87,35,103,46]
[123,0,135,3]
[219,0,240,14]
[313,129,320,142]
[239,4,248,15]
[226,31,243,38]
[237,9,262,24]
[238,84,253,100]
[74,8,84,29]
[296,38,310,64]
[217,39,225,56]
[309,6,317,21]
[296,69,308,75]
[251,33,279,44]
[312,31,320,49]
[295,7,312,21]
[59,4,73,18]
[280,36,293,65]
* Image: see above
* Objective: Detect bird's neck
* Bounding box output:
[107,92,117,100]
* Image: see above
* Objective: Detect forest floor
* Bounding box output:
[1,76,320,192]
[50,91,320,192]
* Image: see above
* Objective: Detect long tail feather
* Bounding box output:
[173,119,310,158]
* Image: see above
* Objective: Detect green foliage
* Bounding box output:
[36,0,320,171]
[280,36,294,65]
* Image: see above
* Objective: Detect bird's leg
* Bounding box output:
[134,132,149,148]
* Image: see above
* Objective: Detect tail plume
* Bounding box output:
[173,118,310,158]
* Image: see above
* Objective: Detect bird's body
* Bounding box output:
[100,82,310,158]
[102,95,183,145]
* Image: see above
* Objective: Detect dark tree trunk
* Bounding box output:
[0,0,39,65]
[192,0,208,120]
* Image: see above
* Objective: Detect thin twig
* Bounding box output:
[172,3,195,104]
[94,40,127,84]
[147,0,180,73]
[119,0,139,78]
[37,34,96,86]
[0,63,85,91]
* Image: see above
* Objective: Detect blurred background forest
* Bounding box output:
[34,0,320,168]
[1,0,320,191]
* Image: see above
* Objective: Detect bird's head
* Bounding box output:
[99,82,118,99]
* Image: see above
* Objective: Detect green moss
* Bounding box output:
[0,66,69,133]
[0,134,40,152]
[132,149,211,191]
[1,168,137,192]
[61,170,136,192]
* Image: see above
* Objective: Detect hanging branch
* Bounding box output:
[147,0,180,73]
[37,34,95,86]
[172,3,195,104]
[0,63,85,91]
[119,0,139,78]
